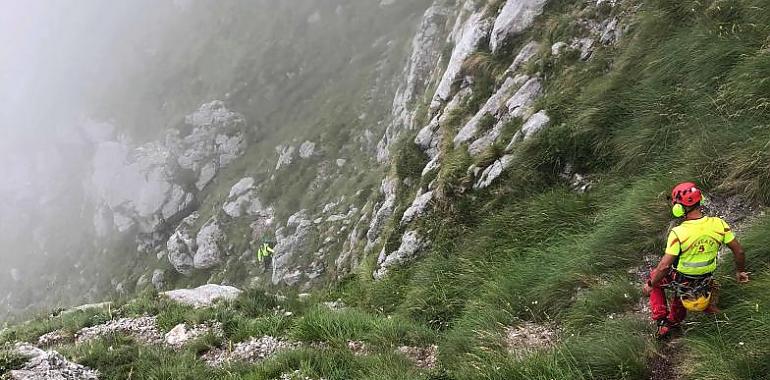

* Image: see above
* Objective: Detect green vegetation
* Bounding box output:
[323,0,770,378]
[4,0,770,379]
[0,345,27,376]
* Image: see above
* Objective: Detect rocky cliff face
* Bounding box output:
[90,101,248,240]
[0,0,634,319]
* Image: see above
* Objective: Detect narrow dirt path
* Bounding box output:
[648,338,684,380]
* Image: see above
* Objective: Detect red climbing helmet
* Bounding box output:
[671,182,702,207]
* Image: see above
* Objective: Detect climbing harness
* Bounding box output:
[665,272,714,312]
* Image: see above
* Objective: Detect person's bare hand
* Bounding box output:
[736,271,750,283]
[642,282,653,296]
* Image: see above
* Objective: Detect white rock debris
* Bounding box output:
[596,0,618,6]
[397,345,438,370]
[202,336,298,367]
[560,165,593,194]
[76,316,162,345]
[164,321,224,348]
[279,370,327,380]
[322,299,347,311]
[600,17,622,45]
[347,340,370,356]
[504,322,558,360]
[36,330,69,347]
[161,284,243,308]
[8,343,99,380]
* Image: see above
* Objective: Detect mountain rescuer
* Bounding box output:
[643,182,749,338]
[256,237,275,271]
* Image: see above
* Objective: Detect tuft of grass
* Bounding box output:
[0,345,27,376]
[62,334,220,380]
[0,306,114,345]
[290,307,435,348]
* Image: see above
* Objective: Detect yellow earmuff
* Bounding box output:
[672,203,685,218]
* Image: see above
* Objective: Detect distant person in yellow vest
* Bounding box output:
[643,182,749,339]
[256,238,274,271]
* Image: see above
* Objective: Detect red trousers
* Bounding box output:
[649,269,687,324]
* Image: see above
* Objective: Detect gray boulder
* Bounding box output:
[222,177,273,219]
[455,76,520,146]
[177,100,248,171]
[416,87,473,159]
[275,145,296,170]
[374,230,429,279]
[505,77,542,119]
[272,210,314,285]
[162,284,242,308]
[166,212,199,275]
[474,155,515,190]
[151,269,166,290]
[90,100,246,237]
[551,41,569,56]
[298,141,316,159]
[401,190,434,225]
[365,177,399,250]
[506,110,551,150]
[600,18,621,45]
[196,162,217,191]
[489,0,548,53]
[161,184,194,221]
[228,177,255,198]
[193,218,225,269]
[506,41,541,74]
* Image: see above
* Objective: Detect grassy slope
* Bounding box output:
[3,0,770,379]
[331,0,770,378]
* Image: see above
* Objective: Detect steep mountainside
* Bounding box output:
[3,0,770,379]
